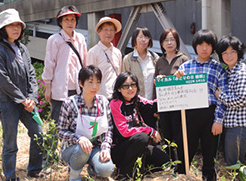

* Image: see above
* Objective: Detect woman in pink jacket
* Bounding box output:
[110,71,169,180]
[42,5,87,123]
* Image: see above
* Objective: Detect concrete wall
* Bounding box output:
[105,0,201,46]
[231,0,246,43]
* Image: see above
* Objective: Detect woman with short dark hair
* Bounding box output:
[58,65,114,181]
[215,35,246,166]
[175,29,228,180]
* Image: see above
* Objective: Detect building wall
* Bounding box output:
[41,0,246,45]
[231,0,246,43]
[106,0,202,46]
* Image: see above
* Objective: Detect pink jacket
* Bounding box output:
[42,29,87,101]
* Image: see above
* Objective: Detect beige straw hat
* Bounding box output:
[96,17,122,33]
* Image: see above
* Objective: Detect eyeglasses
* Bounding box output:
[121,83,137,90]
[164,38,175,43]
[222,50,237,56]
[137,36,150,40]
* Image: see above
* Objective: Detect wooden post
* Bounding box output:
[181,109,190,175]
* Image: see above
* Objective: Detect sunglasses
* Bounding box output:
[121,83,137,90]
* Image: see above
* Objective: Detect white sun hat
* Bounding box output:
[0,8,26,29]
[96,17,122,33]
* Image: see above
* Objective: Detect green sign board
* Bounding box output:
[155,73,207,87]
[155,73,209,112]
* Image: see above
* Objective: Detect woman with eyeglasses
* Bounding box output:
[110,71,169,180]
[123,27,159,129]
[154,28,189,161]
[215,35,246,166]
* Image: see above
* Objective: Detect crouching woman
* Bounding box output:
[58,65,114,181]
[110,71,169,179]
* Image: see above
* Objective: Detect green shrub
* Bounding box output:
[33,61,50,120]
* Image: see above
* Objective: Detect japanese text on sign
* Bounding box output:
[155,73,209,112]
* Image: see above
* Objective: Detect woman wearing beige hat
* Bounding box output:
[42,5,87,125]
[0,8,44,180]
[86,17,122,100]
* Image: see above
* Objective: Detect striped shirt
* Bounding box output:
[218,62,246,128]
[58,94,113,152]
[179,57,228,123]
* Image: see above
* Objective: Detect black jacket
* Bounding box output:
[0,40,38,103]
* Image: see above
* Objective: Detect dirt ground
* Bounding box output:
[0,123,232,181]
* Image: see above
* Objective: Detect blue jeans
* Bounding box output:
[0,101,43,180]
[62,144,114,177]
[224,127,246,165]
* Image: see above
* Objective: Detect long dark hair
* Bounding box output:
[112,71,140,102]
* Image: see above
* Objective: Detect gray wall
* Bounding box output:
[231,0,246,43]
[105,0,202,45]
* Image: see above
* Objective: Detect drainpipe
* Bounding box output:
[201,0,207,29]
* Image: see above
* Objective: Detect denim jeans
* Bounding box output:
[0,101,43,180]
[224,127,246,165]
[62,144,114,177]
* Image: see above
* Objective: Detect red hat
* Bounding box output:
[57,9,81,19]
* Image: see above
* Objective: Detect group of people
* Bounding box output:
[0,4,245,181]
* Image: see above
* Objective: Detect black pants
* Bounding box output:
[111,133,169,177]
[50,90,77,124]
[177,105,218,181]
[159,110,182,160]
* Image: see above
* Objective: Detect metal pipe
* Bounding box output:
[202,0,207,29]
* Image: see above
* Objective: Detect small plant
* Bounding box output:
[216,160,246,181]
[34,119,60,171]
[131,157,143,181]
[127,139,181,181]
[161,139,181,178]
[225,161,246,181]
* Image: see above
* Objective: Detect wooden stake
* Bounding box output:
[181,109,190,175]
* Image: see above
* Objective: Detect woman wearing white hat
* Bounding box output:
[0,8,44,180]
[42,5,87,125]
[86,17,122,100]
